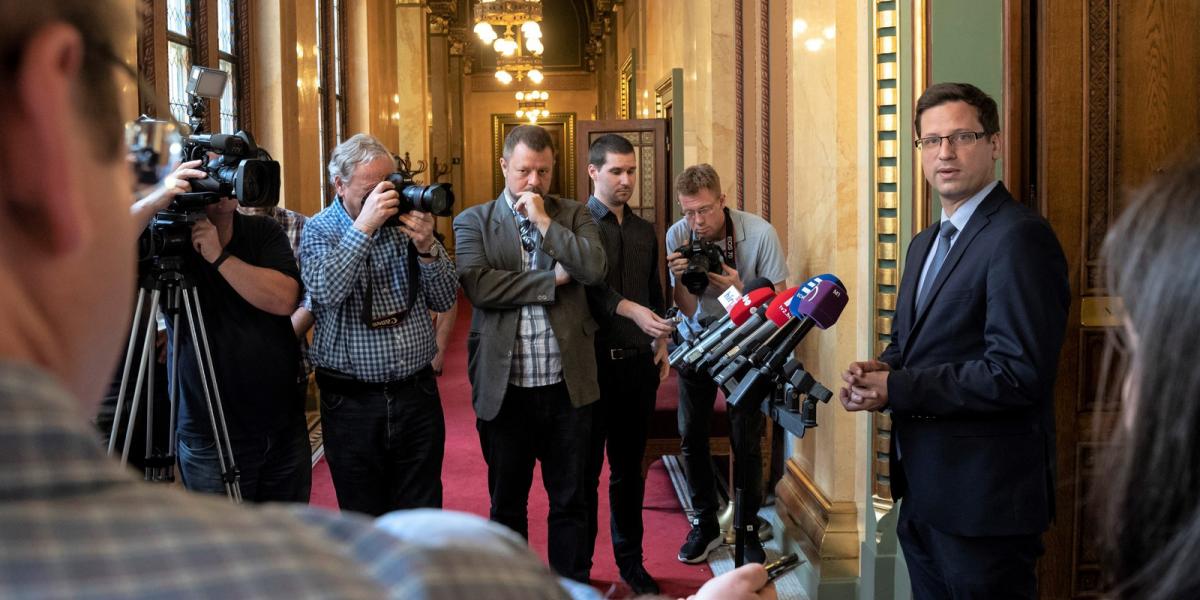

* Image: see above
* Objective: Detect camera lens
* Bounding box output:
[402,183,454,217]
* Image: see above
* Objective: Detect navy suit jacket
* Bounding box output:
[881,182,1069,537]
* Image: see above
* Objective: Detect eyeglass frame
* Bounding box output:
[913,131,993,152]
[681,202,721,220]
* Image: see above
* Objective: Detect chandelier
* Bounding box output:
[515,90,549,123]
[473,0,545,84]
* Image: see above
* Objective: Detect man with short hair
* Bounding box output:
[299,133,458,516]
[581,133,675,594]
[840,82,1069,598]
[454,124,607,583]
[666,164,788,565]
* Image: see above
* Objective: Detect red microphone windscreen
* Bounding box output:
[728,287,776,325]
[766,286,801,326]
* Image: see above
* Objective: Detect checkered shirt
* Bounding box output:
[0,361,594,599]
[241,205,313,380]
[299,198,458,382]
[505,191,563,387]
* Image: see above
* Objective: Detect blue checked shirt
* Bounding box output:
[299,198,458,382]
[0,361,595,599]
[505,190,563,387]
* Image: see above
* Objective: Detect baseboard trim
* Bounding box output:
[775,458,860,580]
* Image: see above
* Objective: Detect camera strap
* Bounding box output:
[721,207,737,269]
[360,241,420,329]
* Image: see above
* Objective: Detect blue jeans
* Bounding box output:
[177,417,311,503]
[317,367,445,516]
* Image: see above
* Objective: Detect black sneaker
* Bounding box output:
[678,519,722,564]
[620,564,660,595]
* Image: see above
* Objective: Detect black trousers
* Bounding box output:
[317,367,445,516]
[897,498,1043,600]
[582,351,659,574]
[477,382,592,583]
[677,369,764,524]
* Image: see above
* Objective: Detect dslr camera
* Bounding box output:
[674,234,725,295]
[137,66,280,262]
[378,153,454,226]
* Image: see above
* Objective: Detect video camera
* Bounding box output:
[137,66,280,261]
[674,232,725,295]
[378,153,454,226]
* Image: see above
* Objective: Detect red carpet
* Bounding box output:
[310,300,713,597]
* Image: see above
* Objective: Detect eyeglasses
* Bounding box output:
[914,131,990,152]
[94,42,186,192]
[682,203,719,220]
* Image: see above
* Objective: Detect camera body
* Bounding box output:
[674,237,725,295]
[178,131,281,210]
[138,130,281,263]
[381,172,454,226]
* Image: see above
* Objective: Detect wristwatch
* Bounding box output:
[415,245,438,259]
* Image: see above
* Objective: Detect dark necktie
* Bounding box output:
[916,220,958,313]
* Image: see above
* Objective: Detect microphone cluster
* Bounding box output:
[667,274,848,437]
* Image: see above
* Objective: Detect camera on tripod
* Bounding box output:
[137,66,280,262]
[378,153,455,226]
[674,233,725,295]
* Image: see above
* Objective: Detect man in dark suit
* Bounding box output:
[840,82,1069,598]
[453,125,607,583]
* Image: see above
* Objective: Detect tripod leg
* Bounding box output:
[120,289,162,467]
[109,288,148,456]
[180,287,242,503]
[144,305,156,479]
[166,303,182,482]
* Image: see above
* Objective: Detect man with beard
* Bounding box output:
[453,125,607,583]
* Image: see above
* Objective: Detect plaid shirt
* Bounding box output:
[299,198,458,382]
[505,191,563,387]
[0,361,593,599]
[240,205,313,380]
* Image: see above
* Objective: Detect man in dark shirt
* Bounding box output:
[172,194,308,503]
[582,134,675,594]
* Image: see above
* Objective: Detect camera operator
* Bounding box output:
[298,133,458,516]
[169,185,309,503]
[665,164,787,565]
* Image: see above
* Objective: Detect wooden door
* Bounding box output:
[1009,1,1200,596]
[575,119,672,296]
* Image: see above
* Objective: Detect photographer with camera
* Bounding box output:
[170,183,310,503]
[299,133,458,516]
[665,164,787,565]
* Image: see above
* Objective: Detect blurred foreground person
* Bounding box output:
[1099,154,1200,599]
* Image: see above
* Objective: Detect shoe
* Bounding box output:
[678,518,722,564]
[620,564,660,595]
[743,533,767,564]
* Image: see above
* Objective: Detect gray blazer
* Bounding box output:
[453,194,608,421]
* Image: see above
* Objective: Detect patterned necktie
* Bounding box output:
[916,220,958,313]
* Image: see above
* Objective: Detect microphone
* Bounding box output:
[667,277,773,366]
[701,285,801,375]
[676,287,776,368]
[725,277,847,407]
